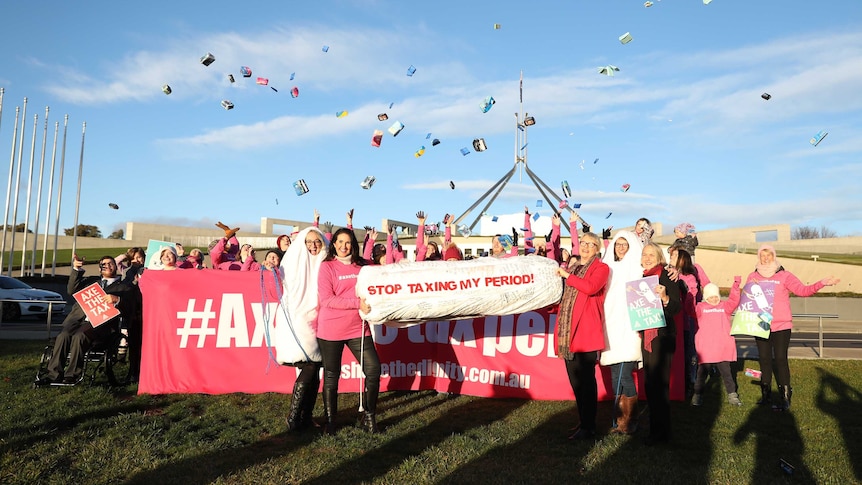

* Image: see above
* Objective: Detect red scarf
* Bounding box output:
[642,264,663,352]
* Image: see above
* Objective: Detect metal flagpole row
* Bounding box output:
[1,106,19,272]
[51,115,70,276]
[40,120,60,276]
[0,91,80,278]
[71,122,86,259]
[7,97,27,276]
[31,107,49,276]
[19,111,39,277]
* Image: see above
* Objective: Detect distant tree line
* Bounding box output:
[1,224,33,233]
[2,224,124,239]
[791,225,838,240]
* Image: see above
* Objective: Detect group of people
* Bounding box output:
[551,216,839,446]
[40,210,841,446]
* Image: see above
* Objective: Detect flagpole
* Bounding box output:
[7,97,27,276]
[71,121,86,258]
[50,115,69,276]
[31,106,49,276]
[19,112,38,277]
[40,120,59,276]
[0,106,19,272]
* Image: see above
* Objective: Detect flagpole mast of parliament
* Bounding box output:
[453,72,587,236]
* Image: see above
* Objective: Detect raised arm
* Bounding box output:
[547,213,562,262]
[722,276,743,312]
[510,227,519,256]
[570,211,581,257]
[523,206,535,251]
[385,224,396,265]
[785,272,837,297]
[415,211,427,262]
[363,227,376,262]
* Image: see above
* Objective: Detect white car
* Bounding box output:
[0,276,66,321]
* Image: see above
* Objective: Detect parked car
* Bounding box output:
[0,275,66,321]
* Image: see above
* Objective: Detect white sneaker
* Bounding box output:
[691,394,703,406]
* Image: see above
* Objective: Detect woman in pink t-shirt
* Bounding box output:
[746,244,839,411]
[317,228,381,434]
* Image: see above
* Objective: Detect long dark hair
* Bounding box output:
[426,241,442,260]
[674,248,701,292]
[372,243,386,265]
[324,227,366,265]
[674,249,696,275]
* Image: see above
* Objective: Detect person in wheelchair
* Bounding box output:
[39,255,132,385]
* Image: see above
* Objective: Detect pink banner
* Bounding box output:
[138,270,684,400]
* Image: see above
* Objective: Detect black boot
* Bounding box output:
[773,385,792,411]
[300,384,319,430]
[362,412,379,433]
[322,386,338,435]
[362,382,380,433]
[756,383,772,405]
[286,382,307,432]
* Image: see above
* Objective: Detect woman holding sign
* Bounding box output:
[746,244,840,411]
[554,232,610,440]
[640,242,681,446]
[317,228,381,434]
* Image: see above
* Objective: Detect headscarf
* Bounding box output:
[600,230,645,365]
[755,244,780,278]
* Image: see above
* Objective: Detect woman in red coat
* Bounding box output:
[554,232,610,439]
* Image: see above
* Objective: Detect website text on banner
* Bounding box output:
[137,270,685,400]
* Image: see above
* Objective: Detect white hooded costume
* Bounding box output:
[273,227,327,365]
[599,230,645,366]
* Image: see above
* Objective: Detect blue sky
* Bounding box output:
[1,0,861,239]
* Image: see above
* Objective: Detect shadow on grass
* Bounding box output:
[125,429,312,485]
[733,401,811,482]
[442,376,727,482]
[815,367,862,480]
[121,391,457,485]
[304,396,527,484]
[0,399,165,456]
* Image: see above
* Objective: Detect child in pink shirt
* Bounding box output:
[692,278,742,407]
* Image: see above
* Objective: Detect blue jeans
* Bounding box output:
[610,361,638,397]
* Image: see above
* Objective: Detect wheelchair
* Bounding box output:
[35,318,133,388]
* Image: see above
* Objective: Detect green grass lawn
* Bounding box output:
[2,340,861,484]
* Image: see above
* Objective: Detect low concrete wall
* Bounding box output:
[690,248,859,294]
